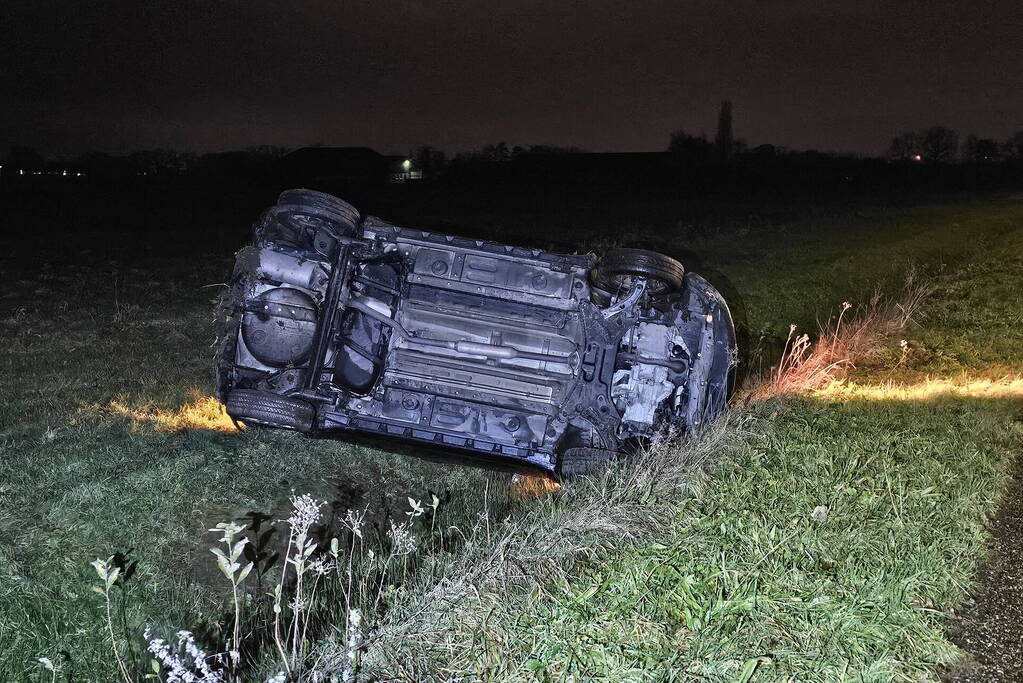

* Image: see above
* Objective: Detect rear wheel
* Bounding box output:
[257,189,360,255]
[591,248,685,296]
[225,389,315,432]
[558,447,619,477]
[276,188,361,235]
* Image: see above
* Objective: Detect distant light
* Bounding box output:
[62,169,68,176]
[402,159,411,171]
[19,169,25,175]
[912,154,922,162]
[77,172,83,177]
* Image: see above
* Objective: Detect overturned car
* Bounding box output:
[216,190,736,476]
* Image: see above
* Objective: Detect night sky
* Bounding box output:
[3,0,1021,158]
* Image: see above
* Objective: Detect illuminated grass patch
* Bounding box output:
[815,376,1023,402]
[106,392,238,433]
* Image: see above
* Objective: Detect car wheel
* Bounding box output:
[558,447,618,477]
[267,188,361,247]
[277,189,361,234]
[591,248,685,296]
[225,389,315,432]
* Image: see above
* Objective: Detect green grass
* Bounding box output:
[0,253,502,679]
[1,193,1021,680]
[397,396,1017,680]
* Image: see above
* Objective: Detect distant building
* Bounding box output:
[277,147,422,187]
[387,156,423,183]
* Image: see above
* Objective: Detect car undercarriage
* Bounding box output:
[216,190,736,476]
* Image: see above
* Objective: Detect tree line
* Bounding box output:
[5,102,1023,180]
[888,127,1023,163]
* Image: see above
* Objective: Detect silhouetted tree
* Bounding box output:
[412,145,447,177]
[1002,131,1023,160]
[888,132,921,160]
[715,100,734,161]
[481,142,511,162]
[667,130,712,164]
[127,148,184,174]
[451,142,511,167]
[68,151,135,179]
[513,144,587,156]
[962,135,1000,162]
[919,126,959,162]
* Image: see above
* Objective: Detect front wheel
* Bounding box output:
[591,248,685,296]
[557,447,619,478]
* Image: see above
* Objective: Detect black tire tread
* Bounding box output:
[592,248,685,295]
[558,447,618,477]
[275,188,361,236]
[225,389,315,432]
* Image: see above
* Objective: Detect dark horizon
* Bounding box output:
[3,1,1021,159]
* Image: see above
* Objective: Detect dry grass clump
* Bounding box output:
[752,269,934,398]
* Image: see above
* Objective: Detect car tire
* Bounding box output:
[225,389,315,432]
[274,189,361,239]
[591,248,685,296]
[277,189,361,231]
[558,447,618,477]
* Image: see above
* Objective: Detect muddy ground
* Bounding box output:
[945,447,1023,682]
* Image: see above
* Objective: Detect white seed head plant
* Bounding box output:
[144,627,226,683]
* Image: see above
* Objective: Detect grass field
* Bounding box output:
[1,190,1021,680]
